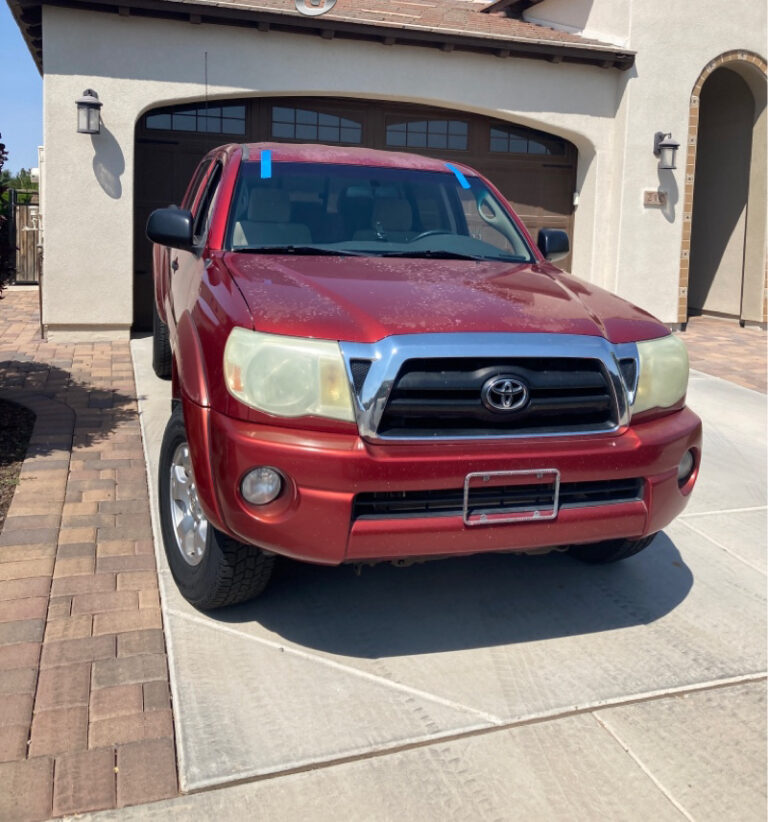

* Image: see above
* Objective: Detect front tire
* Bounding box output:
[158,405,275,609]
[567,533,657,564]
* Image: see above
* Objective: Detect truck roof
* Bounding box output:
[238,142,478,176]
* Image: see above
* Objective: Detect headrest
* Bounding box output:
[337,188,373,230]
[341,185,373,200]
[373,198,412,232]
[338,187,373,215]
[248,189,291,223]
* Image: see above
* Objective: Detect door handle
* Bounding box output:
[171,257,179,272]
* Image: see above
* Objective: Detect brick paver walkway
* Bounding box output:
[677,315,767,393]
[0,288,177,820]
[0,286,764,820]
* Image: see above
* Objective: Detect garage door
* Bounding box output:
[134,97,577,329]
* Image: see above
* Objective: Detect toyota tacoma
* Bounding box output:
[147,143,701,609]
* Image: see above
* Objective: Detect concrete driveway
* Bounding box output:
[110,338,766,820]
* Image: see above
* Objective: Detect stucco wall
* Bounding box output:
[527,0,630,46]
[41,5,624,337]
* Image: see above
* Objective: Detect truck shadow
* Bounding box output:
[216,531,692,658]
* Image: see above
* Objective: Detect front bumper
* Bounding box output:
[184,395,702,565]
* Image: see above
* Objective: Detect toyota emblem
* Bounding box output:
[481,376,529,413]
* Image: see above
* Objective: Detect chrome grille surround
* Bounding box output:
[339,332,639,442]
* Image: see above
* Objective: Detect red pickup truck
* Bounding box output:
[147,142,701,609]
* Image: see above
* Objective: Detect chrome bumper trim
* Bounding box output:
[339,332,639,442]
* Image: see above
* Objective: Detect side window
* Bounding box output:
[181,160,211,211]
[455,188,522,255]
[192,163,223,246]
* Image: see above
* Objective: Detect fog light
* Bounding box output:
[241,467,283,505]
[677,450,695,487]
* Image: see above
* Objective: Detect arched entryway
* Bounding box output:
[680,52,767,326]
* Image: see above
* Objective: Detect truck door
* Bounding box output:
[169,159,223,326]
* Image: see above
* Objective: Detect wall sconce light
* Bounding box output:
[654,131,680,170]
[76,89,102,135]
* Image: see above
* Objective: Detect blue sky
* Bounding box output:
[1,3,43,173]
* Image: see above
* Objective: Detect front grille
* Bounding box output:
[376,357,616,438]
[352,478,644,521]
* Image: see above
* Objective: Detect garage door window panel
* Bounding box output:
[386,119,468,151]
[145,112,171,130]
[146,105,246,136]
[489,126,565,156]
[271,107,362,144]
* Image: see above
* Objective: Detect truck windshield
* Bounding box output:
[224,161,535,263]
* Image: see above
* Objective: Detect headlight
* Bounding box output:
[633,334,689,417]
[224,327,354,421]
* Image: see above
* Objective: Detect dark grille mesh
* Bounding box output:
[376,357,616,437]
[353,478,644,520]
[350,359,372,395]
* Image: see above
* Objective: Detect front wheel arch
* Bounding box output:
[158,404,275,609]
[175,311,210,408]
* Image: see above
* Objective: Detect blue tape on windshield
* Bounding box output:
[260,150,272,179]
[445,163,470,189]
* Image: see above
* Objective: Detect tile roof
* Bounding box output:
[177,0,618,52]
[9,0,634,72]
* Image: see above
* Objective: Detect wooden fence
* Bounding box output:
[14,192,41,284]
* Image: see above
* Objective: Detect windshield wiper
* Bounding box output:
[234,245,365,256]
[378,249,521,262]
[377,249,481,261]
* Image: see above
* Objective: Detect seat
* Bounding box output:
[233,189,311,246]
[353,198,414,242]
[290,201,344,243]
[337,186,374,241]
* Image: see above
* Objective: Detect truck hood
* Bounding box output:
[222,253,669,345]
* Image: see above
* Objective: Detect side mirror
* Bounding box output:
[146,207,194,250]
[537,228,570,263]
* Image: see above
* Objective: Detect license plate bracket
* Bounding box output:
[462,469,560,526]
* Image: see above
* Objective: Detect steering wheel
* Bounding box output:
[409,230,450,242]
